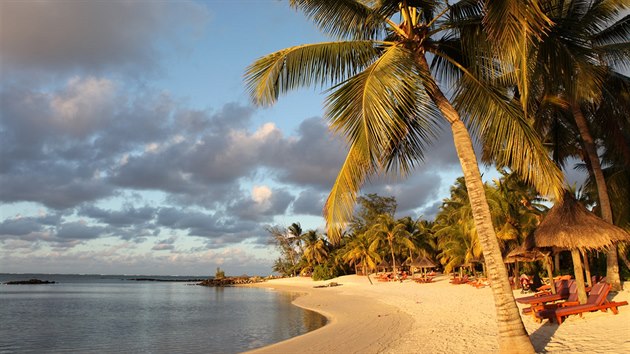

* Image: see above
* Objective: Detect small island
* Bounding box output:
[196,267,266,287]
[4,279,56,285]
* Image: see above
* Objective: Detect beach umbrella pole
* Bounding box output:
[544,255,556,294]
[571,249,588,304]
[581,250,592,287]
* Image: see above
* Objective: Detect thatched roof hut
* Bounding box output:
[504,245,548,263]
[534,192,630,303]
[410,255,436,269]
[376,259,390,272]
[534,193,630,250]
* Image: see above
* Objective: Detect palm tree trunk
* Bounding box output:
[417,56,534,353]
[571,249,588,304]
[619,244,630,270]
[544,256,556,294]
[572,103,622,291]
[363,260,373,285]
[389,238,397,275]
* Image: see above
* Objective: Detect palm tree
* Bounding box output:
[367,214,414,275]
[399,216,436,265]
[342,232,381,284]
[245,2,565,351]
[302,230,329,269]
[434,177,483,274]
[489,170,547,251]
[526,0,630,290]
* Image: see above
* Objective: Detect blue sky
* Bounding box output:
[0,1,583,276]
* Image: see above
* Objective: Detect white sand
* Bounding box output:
[244,274,630,354]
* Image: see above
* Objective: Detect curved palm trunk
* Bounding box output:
[418,57,534,353]
[363,259,373,285]
[572,103,622,291]
[389,238,397,275]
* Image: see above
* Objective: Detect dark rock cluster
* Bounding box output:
[197,276,265,287]
[4,279,56,285]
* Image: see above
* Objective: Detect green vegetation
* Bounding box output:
[215,267,225,280]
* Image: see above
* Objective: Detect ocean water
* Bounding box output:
[0,274,326,353]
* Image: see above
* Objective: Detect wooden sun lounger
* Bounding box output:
[535,282,629,324]
[516,279,573,306]
[450,275,469,285]
[522,282,578,319]
[414,276,434,283]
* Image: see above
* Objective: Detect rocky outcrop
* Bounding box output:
[197,276,265,287]
[4,279,56,285]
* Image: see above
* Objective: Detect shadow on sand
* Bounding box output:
[529,321,559,353]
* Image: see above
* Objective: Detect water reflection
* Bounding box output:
[0,282,326,354]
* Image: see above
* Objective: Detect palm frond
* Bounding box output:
[592,15,630,67]
[324,140,374,244]
[581,0,629,34]
[289,0,386,40]
[482,0,553,114]
[323,44,440,241]
[453,73,565,201]
[325,44,433,157]
[244,41,379,106]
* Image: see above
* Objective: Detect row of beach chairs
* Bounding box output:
[449,275,489,288]
[517,278,628,324]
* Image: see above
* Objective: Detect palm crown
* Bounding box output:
[246,0,562,242]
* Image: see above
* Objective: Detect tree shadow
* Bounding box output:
[529,321,559,353]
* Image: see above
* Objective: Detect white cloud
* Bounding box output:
[252,185,272,205]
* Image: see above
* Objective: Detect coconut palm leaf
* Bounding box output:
[289,0,387,40]
[245,41,379,106]
[453,73,565,199]
[324,44,441,242]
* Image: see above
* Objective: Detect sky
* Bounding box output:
[0,1,585,276]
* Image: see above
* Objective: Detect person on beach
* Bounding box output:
[519,273,531,292]
[531,273,543,291]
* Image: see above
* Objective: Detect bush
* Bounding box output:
[215,267,225,279]
[312,264,338,281]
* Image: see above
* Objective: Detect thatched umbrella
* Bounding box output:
[505,244,556,293]
[505,246,548,263]
[534,192,630,303]
[376,259,391,273]
[410,255,436,276]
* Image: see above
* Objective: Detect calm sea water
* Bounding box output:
[0,274,326,353]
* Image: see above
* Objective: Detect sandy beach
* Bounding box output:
[245,274,630,354]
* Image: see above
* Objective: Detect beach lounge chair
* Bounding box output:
[535,282,629,324]
[450,275,469,285]
[516,279,573,307]
[522,282,578,319]
[414,276,434,283]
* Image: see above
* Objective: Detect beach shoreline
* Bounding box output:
[244,274,630,354]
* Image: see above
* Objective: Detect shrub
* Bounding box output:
[312,264,338,281]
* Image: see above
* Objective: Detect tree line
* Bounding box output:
[268,172,629,282]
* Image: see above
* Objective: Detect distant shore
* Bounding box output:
[244,274,630,354]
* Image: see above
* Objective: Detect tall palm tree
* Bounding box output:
[342,232,381,284]
[367,214,414,275]
[434,177,483,274]
[527,0,630,290]
[245,2,564,351]
[399,216,436,263]
[302,230,329,268]
[488,170,547,252]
